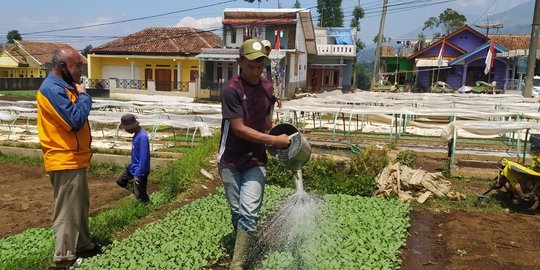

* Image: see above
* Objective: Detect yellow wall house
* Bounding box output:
[0,40,81,78]
[88,27,222,99]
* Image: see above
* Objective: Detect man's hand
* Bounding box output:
[272,134,290,149]
[134,176,141,185]
[75,83,86,95]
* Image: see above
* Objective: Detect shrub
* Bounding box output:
[267,145,388,196]
[395,150,417,168]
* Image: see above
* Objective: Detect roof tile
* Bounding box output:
[489,34,540,50]
[91,27,222,56]
[16,40,81,65]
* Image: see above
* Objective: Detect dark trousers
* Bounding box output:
[116,168,150,203]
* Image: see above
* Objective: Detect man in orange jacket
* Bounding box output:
[36,46,100,268]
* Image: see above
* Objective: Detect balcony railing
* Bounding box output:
[116,79,147,90]
[82,78,110,90]
[317,44,356,57]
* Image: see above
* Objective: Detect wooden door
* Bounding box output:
[145,69,152,87]
[155,69,171,91]
[307,69,323,92]
[287,29,296,50]
[466,69,475,86]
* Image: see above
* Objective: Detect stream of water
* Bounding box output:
[254,169,320,268]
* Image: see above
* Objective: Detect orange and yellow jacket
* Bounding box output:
[36,74,92,172]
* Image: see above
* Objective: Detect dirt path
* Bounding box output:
[0,163,128,237]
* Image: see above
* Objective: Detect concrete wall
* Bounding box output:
[0,146,174,169]
[0,78,44,90]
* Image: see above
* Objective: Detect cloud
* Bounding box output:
[455,0,486,7]
[175,16,222,30]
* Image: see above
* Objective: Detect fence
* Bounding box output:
[0,78,44,90]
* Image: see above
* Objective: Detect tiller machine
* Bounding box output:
[479,134,540,211]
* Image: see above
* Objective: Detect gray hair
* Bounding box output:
[51,47,74,69]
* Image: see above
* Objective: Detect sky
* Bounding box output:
[0,0,529,50]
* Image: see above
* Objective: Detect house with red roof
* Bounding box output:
[0,40,84,79]
[88,27,222,98]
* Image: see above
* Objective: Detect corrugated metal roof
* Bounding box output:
[91,27,223,56]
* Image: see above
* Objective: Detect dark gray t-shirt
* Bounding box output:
[218,75,274,170]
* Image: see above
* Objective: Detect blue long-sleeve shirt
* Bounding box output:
[128,128,150,177]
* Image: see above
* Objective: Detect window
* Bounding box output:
[243,27,254,40]
[228,64,234,80]
[190,70,198,82]
[231,28,237,43]
[243,26,263,41]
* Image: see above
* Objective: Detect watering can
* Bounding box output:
[267,123,311,170]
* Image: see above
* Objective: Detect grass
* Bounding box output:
[0,90,37,98]
[0,151,42,166]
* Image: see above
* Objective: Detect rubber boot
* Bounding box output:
[230,228,249,270]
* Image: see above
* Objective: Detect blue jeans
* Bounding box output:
[218,165,266,232]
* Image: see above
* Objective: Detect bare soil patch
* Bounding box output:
[401,157,540,270]
[0,163,142,237]
[401,209,540,270]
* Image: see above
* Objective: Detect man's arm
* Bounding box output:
[46,86,92,131]
[230,118,289,148]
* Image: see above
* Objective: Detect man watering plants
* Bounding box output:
[36,46,101,268]
[218,39,290,269]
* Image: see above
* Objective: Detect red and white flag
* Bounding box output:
[437,36,445,67]
[484,40,495,75]
[274,30,281,51]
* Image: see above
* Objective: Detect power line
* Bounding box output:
[473,0,498,24]
[20,0,236,35]
[18,7,322,55]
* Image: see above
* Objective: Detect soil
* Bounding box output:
[401,157,540,270]
[402,209,540,270]
[0,163,150,237]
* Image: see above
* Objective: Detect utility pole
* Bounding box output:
[371,0,388,90]
[524,0,540,97]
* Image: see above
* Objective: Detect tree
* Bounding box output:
[356,39,365,51]
[317,0,344,27]
[81,45,93,57]
[6,30,22,44]
[438,8,466,34]
[422,16,439,37]
[293,0,301,8]
[350,6,365,30]
[421,8,466,36]
[373,33,386,44]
